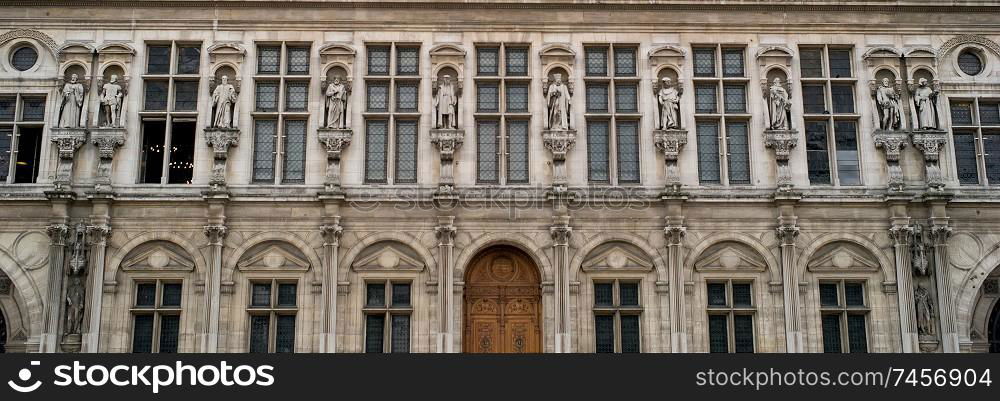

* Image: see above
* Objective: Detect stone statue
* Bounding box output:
[657,77,680,130]
[325,76,349,129]
[875,78,902,130]
[767,77,791,130]
[100,75,123,128]
[434,75,458,129]
[64,223,88,336]
[914,284,936,337]
[59,73,85,128]
[912,78,939,130]
[545,73,572,130]
[211,75,238,129]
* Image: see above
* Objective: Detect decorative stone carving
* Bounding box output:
[319,43,356,129]
[873,131,910,192]
[317,128,353,192]
[203,224,228,246]
[756,47,799,192]
[872,78,903,131]
[909,78,941,130]
[325,77,350,129]
[319,222,344,246]
[0,271,10,296]
[763,130,798,191]
[654,129,688,192]
[430,129,465,194]
[58,73,87,128]
[89,128,126,192]
[542,129,577,189]
[100,75,125,128]
[544,73,573,131]
[64,223,88,338]
[49,128,87,191]
[766,78,792,131]
[204,128,240,188]
[210,75,238,129]
[911,131,948,190]
[655,77,681,130]
[914,284,937,337]
[433,75,460,130]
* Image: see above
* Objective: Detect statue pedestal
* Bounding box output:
[873,130,910,192]
[430,128,465,195]
[910,129,949,190]
[317,128,353,193]
[90,127,127,194]
[61,333,82,353]
[542,129,577,190]
[763,129,799,191]
[204,127,240,191]
[49,128,88,191]
[653,129,688,194]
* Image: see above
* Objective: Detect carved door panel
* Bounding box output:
[464,247,541,353]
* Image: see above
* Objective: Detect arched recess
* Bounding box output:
[463,245,542,353]
[105,232,208,291]
[0,248,44,347]
[224,232,321,286]
[340,231,437,283]
[569,233,667,283]
[796,233,895,285]
[990,299,1000,352]
[955,241,1000,349]
[684,232,781,284]
[453,232,553,283]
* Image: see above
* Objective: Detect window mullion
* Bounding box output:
[275,114,285,184]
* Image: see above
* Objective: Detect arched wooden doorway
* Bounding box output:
[989,300,1000,353]
[463,246,541,353]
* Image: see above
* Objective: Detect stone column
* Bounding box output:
[40,223,69,352]
[319,219,343,353]
[889,223,918,352]
[435,216,456,353]
[83,223,110,353]
[776,222,802,352]
[664,221,686,352]
[202,224,227,352]
[549,215,572,352]
[930,224,957,352]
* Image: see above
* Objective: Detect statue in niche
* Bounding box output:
[875,78,902,130]
[914,284,937,337]
[433,75,458,129]
[64,223,88,336]
[100,75,124,128]
[656,77,681,130]
[325,76,349,129]
[767,77,791,130]
[211,75,238,129]
[545,73,572,130]
[59,73,85,128]
[911,78,939,130]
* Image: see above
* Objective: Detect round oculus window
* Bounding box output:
[10,46,38,71]
[958,50,984,76]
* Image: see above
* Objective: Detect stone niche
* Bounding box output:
[904,47,948,191]
[756,45,798,191]
[539,44,576,190]
[317,43,356,194]
[204,42,246,190]
[649,45,688,193]
[50,42,94,191]
[90,42,135,193]
[864,46,909,192]
[429,44,466,196]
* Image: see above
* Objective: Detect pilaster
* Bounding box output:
[549,215,572,352]
[435,216,457,353]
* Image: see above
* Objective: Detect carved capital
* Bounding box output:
[430,129,465,161]
[929,225,952,245]
[204,128,240,159]
[889,224,915,246]
[91,129,126,159]
[549,224,572,245]
[873,130,910,162]
[776,224,800,245]
[435,224,456,246]
[317,128,353,160]
[203,224,228,246]
[542,129,578,161]
[46,223,70,246]
[910,131,948,163]
[51,132,88,160]
[664,225,686,245]
[763,129,799,161]
[319,223,344,247]
[86,224,111,245]
[653,129,688,161]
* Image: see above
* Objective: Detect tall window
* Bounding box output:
[800,46,861,186]
[131,280,182,353]
[252,43,311,184]
[706,281,755,353]
[475,44,531,185]
[363,281,411,353]
[140,42,201,184]
[951,99,1000,185]
[248,280,297,353]
[0,94,45,184]
[364,44,420,184]
[593,280,641,353]
[585,45,641,185]
[692,46,751,185]
[819,281,869,353]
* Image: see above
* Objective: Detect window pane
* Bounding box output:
[20,98,45,121]
[390,315,410,353]
[257,46,280,74]
[615,83,638,113]
[173,81,199,111]
[722,48,744,77]
[367,46,390,75]
[366,283,386,307]
[505,84,529,112]
[366,82,389,112]
[800,48,824,78]
[136,283,157,307]
[277,283,297,307]
[619,282,640,306]
[282,120,307,183]
[696,122,721,184]
[255,82,279,112]
[286,46,310,75]
[694,84,717,114]
[395,120,418,183]
[831,85,855,114]
[846,315,868,353]
[505,47,528,76]
[984,134,1000,183]
[249,315,270,353]
[139,121,165,184]
[835,121,861,185]
[733,315,754,353]
[158,123,189,180]
[979,102,1000,125]
[950,103,973,125]
[959,52,984,76]
[805,121,831,185]
[723,84,746,114]
[819,283,839,307]
[595,314,614,353]
[364,120,388,183]
[477,120,499,183]
[132,315,154,353]
[594,283,613,306]
[726,122,751,185]
[158,315,180,353]
[176,45,200,74]
[284,82,308,112]
[275,315,296,353]
[506,121,529,183]
[616,121,640,183]
[391,283,411,307]
[147,45,171,74]
[614,47,636,77]
[253,120,277,182]
[477,47,499,76]
[12,127,41,183]
[707,282,727,306]
[828,49,852,78]
[731,283,752,307]
[0,96,14,120]
[585,47,607,76]
[396,83,418,112]
[802,84,826,114]
[620,315,640,353]
[10,46,37,71]
[822,315,843,353]
[953,132,980,185]
[844,283,865,307]
[396,47,419,75]
[587,121,610,182]
[586,83,609,113]
[161,283,182,307]
[708,314,729,353]
[693,48,716,77]
[144,80,169,111]
[0,128,10,181]
[477,83,499,112]
[251,283,272,307]
[364,314,385,353]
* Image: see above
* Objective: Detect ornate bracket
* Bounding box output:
[317,128,353,192]
[873,130,910,192]
[430,129,465,193]
[542,129,577,190]
[910,130,949,191]
[49,128,87,191]
[90,127,126,192]
[204,128,240,188]
[654,129,688,192]
[763,129,799,191]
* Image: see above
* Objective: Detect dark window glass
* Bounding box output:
[708,315,728,353]
[158,315,180,353]
[835,121,861,185]
[828,49,852,78]
[800,48,824,78]
[20,97,45,121]
[249,315,270,353]
[12,127,41,183]
[697,122,721,184]
[505,47,528,76]
[390,315,410,353]
[477,120,499,183]
[619,282,639,306]
[707,283,727,307]
[950,103,974,125]
[251,283,272,307]
[177,46,200,74]
[275,315,296,353]
[477,84,499,113]
[695,85,717,114]
[620,315,640,353]
[144,81,169,111]
[391,283,411,307]
[731,283,752,307]
[284,82,308,112]
[477,47,499,76]
[733,315,754,353]
[953,132,979,185]
[595,315,614,353]
[252,120,277,182]
[173,81,199,111]
[984,134,1000,183]
[0,96,14,120]
[0,128,10,181]
[587,121,610,182]
[726,122,751,185]
[136,283,157,307]
[586,83,609,113]
[722,48,744,77]
[161,284,182,307]
[286,46,310,75]
[506,121,529,183]
[819,283,839,307]
[958,51,983,76]
[255,82,279,112]
[365,120,388,183]
[505,84,529,112]
[846,315,868,353]
[396,82,418,112]
[831,84,855,114]
[367,46,390,75]
[147,45,171,74]
[364,314,385,353]
[805,121,831,185]
[616,121,640,183]
[821,315,842,353]
[693,48,716,77]
[10,46,38,71]
[980,103,1000,125]
[395,120,418,183]
[585,47,608,76]
[366,82,389,112]
[614,48,637,77]
[396,47,419,75]
[132,315,154,353]
[139,121,166,184]
[802,84,826,114]
[282,120,306,184]
[366,283,386,307]
[615,83,638,113]
[277,283,297,307]
[257,46,280,74]
[594,283,613,306]
[167,121,195,184]
[844,283,865,307]
[723,84,746,114]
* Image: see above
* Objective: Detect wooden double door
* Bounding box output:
[463,246,541,353]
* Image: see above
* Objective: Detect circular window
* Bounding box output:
[958,50,984,76]
[10,45,38,71]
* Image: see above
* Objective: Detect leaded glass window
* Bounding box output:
[979,102,1000,125]
[395,82,418,112]
[19,98,45,121]
[594,283,614,306]
[595,315,615,353]
[364,44,423,185]
[828,49,852,78]
[505,47,528,76]
[619,283,639,307]
[249,315,269,353]
[954,132,979,185]
[284,82,308,112]
[365,120,388,183]
[506,120,529,183]
[477,120,499,183]
[615,83,638,113]
[951,103,974,125]
[586,83,609,113]
[275,315,296,353]
[820,281,869,353]
[247,280,298,353]
[722,48,744,77]
[173,81,198,110]
[587,121,610,182]
[158,316,179,353]
[800,48,824,78]
[367,82,389,112]
[0,128,9,182]
[707,281,755,353]
[800,46,862,187]
[616,121,639,183]
[365,315,385,353]
[144,81,169,111]
[477,83,499,113]
[593,280,643,353]
[147,45,171,74]
[585,47,608,76]
[806,121,832,185]
[394,120,418,183]
[364,282,412,353]
[985,133,1000,183]
[723,84,746,113]
[620,315,640,353]
[0,96,14,121]
[802,84,826,114]
[695,85,717,114]
[282,120,306,183]
[708,315,728,352]
[367,46,390,75]
[131,280,182,353]
[846,315,868,353]
[822,314,842,353]
[614,48,636,77]
[959,51,984,76]
[726,122,750,184]
[132,315,154,353]
[252,43,314,185]
[834,121,861,185]
[831,84,855,114]
[10,46,37,71]
[177,45,200,75]
[396,47,419,75]
[257,46,280,74]
[391,283,410,307]
[286,46,310,75]
[733,315,754,353]
[694,48,716,77]
[255,82,279,112]
[950,99,1000,185]
[478,47,499,76]
[697,122,721,184]
[505,84,529,112]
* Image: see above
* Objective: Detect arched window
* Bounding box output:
[233,241,311,353]
[117,240,197,353]
[349,241,428,353]
[579,241,658,353]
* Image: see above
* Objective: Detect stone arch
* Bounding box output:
[105,232,208,291]
[340,231,437,282]
[0,249,44,341]
[568,233,667,282]
[0,29,57,59]
[454,233,553,283]
[755,45,794,61]
[862,46,903,60]
[796,233,895,284]
[224,232,322,284]
[939,34,1000,59]
[762,64,792,81]
[955,241,1000,344]
[683,232,781,284]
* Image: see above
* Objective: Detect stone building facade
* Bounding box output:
[0,0,999,353]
